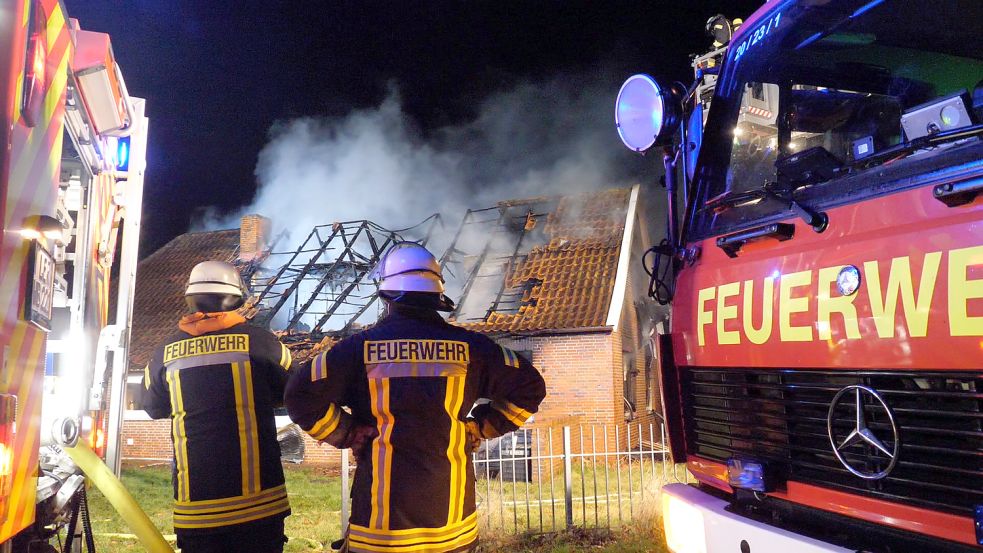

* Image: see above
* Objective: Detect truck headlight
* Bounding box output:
[662,492,707,553]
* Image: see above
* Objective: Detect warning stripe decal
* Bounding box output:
[0,0,71,326]
[0,324,45,540]
[0,0,71,541]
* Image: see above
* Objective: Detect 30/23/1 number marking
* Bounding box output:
[734,12,782,62]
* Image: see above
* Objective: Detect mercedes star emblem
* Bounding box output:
[826,385,900,480]
[836,265,861,296]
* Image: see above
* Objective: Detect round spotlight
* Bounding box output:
[615,74,682,153]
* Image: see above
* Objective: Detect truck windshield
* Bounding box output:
[689,0,983,241]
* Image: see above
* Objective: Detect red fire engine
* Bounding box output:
[0,0,148,548]
[616,0,982,551]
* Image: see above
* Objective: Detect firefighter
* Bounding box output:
[285,242,546,553]
[143,260,293,553]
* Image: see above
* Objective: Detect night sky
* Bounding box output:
[71,1,764,256]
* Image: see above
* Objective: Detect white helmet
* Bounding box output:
[376,242,445,294]
[185,260,245,297]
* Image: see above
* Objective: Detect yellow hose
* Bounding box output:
[64,441,174,553]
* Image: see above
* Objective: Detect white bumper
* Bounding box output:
[661,484,852,553]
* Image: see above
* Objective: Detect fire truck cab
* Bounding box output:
[0,0,148,548]
[616,0,982,551]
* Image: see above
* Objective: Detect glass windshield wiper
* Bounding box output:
[703,183,829,232]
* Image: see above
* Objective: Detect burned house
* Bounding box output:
[120,214,437,464]
[443,186,664,432]
[121,186,663,465]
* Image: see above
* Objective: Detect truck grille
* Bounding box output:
[682,368,983,515]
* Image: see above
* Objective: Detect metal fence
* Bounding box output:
[340,422,676,536]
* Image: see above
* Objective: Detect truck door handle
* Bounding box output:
[716,223,795,258]
[933,177,983,207]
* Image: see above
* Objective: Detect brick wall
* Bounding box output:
[497,332,617,431]
[122,419,173,461]
[239,214,271,262]
[122,418,345,467]
[297,433,343,465]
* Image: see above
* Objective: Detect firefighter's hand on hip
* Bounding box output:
[337,424,378,458]
[465,419,484,452]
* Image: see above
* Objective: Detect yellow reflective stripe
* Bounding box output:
[349,513,476,544]
[308,404,342,441]
[443,376,467,524]
[231,363,248,494]
[279,343,292,370]
[492,400,531,426]
[311,352,328,381]
[175,484,287,511]
[349,522,477,552]
[143,364,151,390]
[243,361,260,494]
[174,495,288,521]
[500,346,519,368]
[369,378,394,530]
[231,361,261,495]
[166,368,191,501]
[173,497,290,529]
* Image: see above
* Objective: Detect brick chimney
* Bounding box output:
[239,214,271,261]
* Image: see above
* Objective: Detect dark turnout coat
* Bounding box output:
[285,306,546,553]
[143,313,293,534]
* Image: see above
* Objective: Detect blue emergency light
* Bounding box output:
[726,457,771,492]
[974,504,982,545]
[116,136,130,172]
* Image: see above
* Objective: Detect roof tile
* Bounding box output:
[459,188,630,333]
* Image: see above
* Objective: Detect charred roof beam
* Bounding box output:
[255,225,337,310]
[310,236,395,333]
[286,222,369,331]
[449,209,509,319]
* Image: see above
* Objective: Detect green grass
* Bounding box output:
[84,463,669,552]
[485,526,667,553]
[84,464,344,552]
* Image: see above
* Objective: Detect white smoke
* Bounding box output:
[194,70,648,246]
[194,91,462,240]
[193,70,658,331]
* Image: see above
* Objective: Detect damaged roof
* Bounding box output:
[127,188,637,369]
[128,228,240,370]
[449,187,632,334]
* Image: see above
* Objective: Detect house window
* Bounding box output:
[623,353,637,419]
[126,375,144,410]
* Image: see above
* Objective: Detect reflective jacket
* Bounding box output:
[143,311,293,534]
[285,305,546,553]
